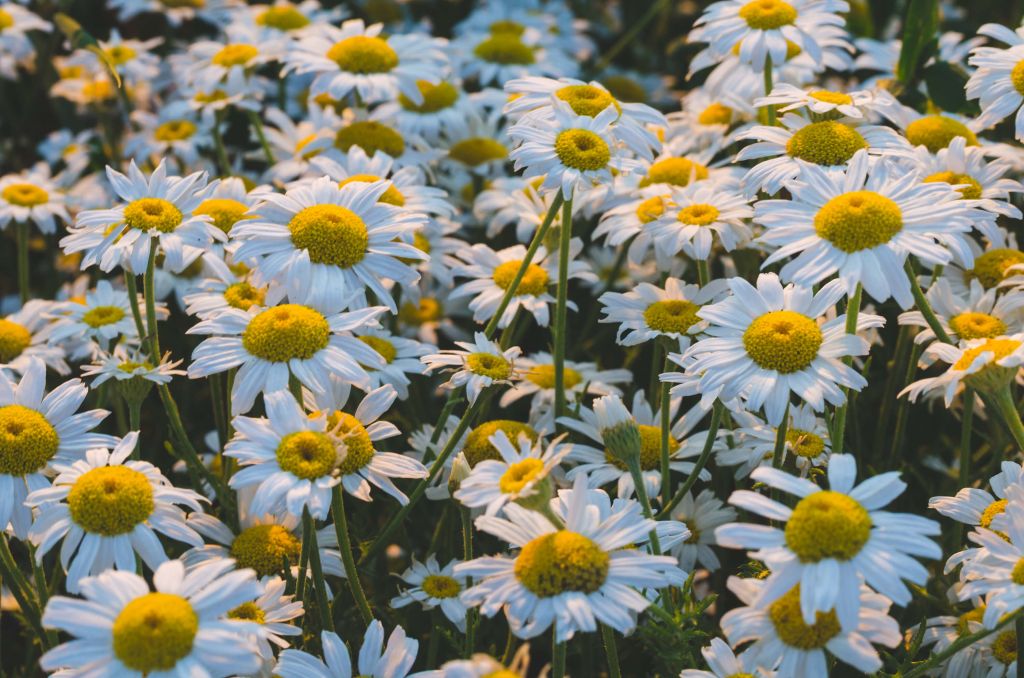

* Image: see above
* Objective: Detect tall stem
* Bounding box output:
[696,258,710,287]
[332,486,373,626]
[551,637,567,678]
[600,624,622,678]
[16,221,29,304]
[992,385,1024,450]
[659,401,722,518]
[143,241,160,359]
[553,195,574,424]
[659,350,672,508]
[762,56,777,126]
[460,506,476,657]
[904,259,953,344]
[830,284,862,454]
[247,110,276,165]
[302,508,335,632]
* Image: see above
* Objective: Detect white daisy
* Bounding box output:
[0,165,69,234]
[502,351,631,422]
[960,498,1024,627]
[0,300,69,375]
[898,278,1024,346]
[80,346,185,388]
[353,329,432,400]
[474,176,561,242]
[680,637,775,678]
[930,461,1024,537]
[125,100,215,168]
[225,574,304,668]
[48,279,163,354]
[668,489,737,573]
[720,404,832,478]
[646,182,754,260]
[371,79,478,143]
[756,83,875,119]
[452,28,578,87]
[967,23,1024,142]
[0,3,51,80]
[260,106,341,183]
[875,93,984,153]
[421,332,521,404]
[275,623,419,678]
[901,334,1024,406]
[391,555,470,631]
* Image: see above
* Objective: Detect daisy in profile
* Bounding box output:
[275,623,419,678]
[929,461,1024,533]
[502,352,631,421]
[232,176,427,312]
[756,83,875,119]
[0,358,115,539]
[40,559,262,677]
[682,274,877,425]
[898,278,1024,346]
[284,18,447,105]
[680,637,774,678]
[720,576,900,675]
[0,165,69,233]
[422,333,521,404]
[0,299,68,375]
[391,556,470,631]
[967,23,1024,142]
[26,432,206,592]
[187,298,387,415]
[717,454,941,629]
[456,475,686,641]
[60,160,221,274]
[901,334,1024,405]
[646,182,754,260]
[756,151,976,307]
[720,404,832,478]
[667,489,737,573]
[81,346,185,388]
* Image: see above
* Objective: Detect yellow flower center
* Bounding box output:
[1012,60,1024,96]
[739,0,798,29]
[359,335,397,364]
[971,249,1024,288]
[67,466,154,535]
[223,282,266,311]
[227,601,265,624]
[327,35,398,73]
[82,78,116,102]
[276,430,336,479]
[421,574,461,598]
[193,90,228,105]
[0,319,31,362]
[644,299,701,334]
[769,585,841,649]
[212,43,258,68]
[809,90,853,105]
[743,310,823,374]
[950,312,1007,340]
[112,593,198,673]
[466,352,512,381]
[786,121,868,166]
[335,121,405,158]
[698,102,733,126]
[677,203,720,226]
[492,260,549,295]
[230,523,301,577]
[994,629,1018,665]
[526,364,581,389]
[786,428,825,458]
[0,9,13,30]
[328,411,375,474]
[953,338,1022,371]
[473,34,535,65]
[814,190,903,252]
[981,499,1008,530]
[399,297,442,325]
[923,171,983,200]
[255,5,309,30]
[118,360,152,373]
[464,420,537,467]
[489,19,525,35]
[555,85,620,118]
[639,157,709,188]
[82,305,125,328]
[338,174,405,206]
[398,80,459,113]
[0,405,60,476]
[635,195,667,224]
[554,129,611,172]
[194,198,250,234]
[123,198,184,234]
[499,458,545,494]
[600,75,646,103]
[785,490,872,562]
[160,0,204,7]
[956,606,985,636]
[448,137,508,167]
[288,204,368,267]
[905,115,978,153]
[2,183,49,207]
[154,120,196,142]
[605,423,677,471]
[514,530,609,596]
[242,304,330,362]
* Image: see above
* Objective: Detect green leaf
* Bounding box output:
[896,0,939,84]
[924,61,969,113]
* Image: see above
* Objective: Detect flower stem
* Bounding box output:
[460,505,476,658]
[992,385,1024,450]
[659,400,722,518]
[551,637,567,678]
[659,350,672,508]
[830,283,862,454]
[302,507,335,632]
[762,56,776,126]
[904,259,953,344]
[600,624,622,678]
[123,271,147,346]
[16,221,29,304]
[696,258,710,287]
[553,195,574,424]
[143,242,160,359]
[247,110,276,165]
[331,486,373,626]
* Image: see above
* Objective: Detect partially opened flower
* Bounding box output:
[275,623,419,678]
[901,334,1024,405]
[421,332,521,404]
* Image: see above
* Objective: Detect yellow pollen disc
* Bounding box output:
[212,43,258,68]
[399,297,442,325]
[0,405,59,476]
[554,129,611,172]
[906,115,978,153]
[677,203,720,226]
[83,79,116,102]
[0,9,13,30]
[971,249,1024,288]
[473,34,535,65]
[67,466,154,535]
[0,319,31,362]
[464,420,537,467]
[644,299,700,334]
[194,198,250,234]
[112,593,198,673]
[769,585,841,649]
[698,102,733,126]
[421,574,461,598]
[489,19,525,36]
[923,171,983,200]
[785,490,871,562]
[499,458,544,494]
[82,305,125,328]
[600,75,646,103]
[809,90,853,105]
[230,523,301,577]
[193,90,228,105]
[743,310,823,374]
[123,198,183,234]
[639,157,709,188]
[1010,557,1024,585]
[242,304,330,362]
[814,190,902,252]
[118,360,152,373]
[1012,60,1024,96]
[328,411,375,474]
[288,204,368,267]
[466,352,512,380]
[555,85,620,118]
[514,530,609,596]
[631,196,665,225]
[227,601,265,624]
[786,428,825,458]
[256,5,309,30]
[981,499,1008,530]
[953,338,1022,371]
[993,629,1018,665]
[605,423,677,471]
[335,121,405,158]
[526,364,581,389]
[276,430,336,479]
[398,80,459,113]
[950,312,1006,340]
[338,174,405,206]
[739,0,798,29]
[327,35,398,73]
[161,0,204,7]
[956,606,985,636]
[359,335,397,364]
[413,231,430,254]
[2,183,49,207]
[154,120,196,142]
[786,121,867,166]
[223,282,265,311]
[448,137,508,167]
[492,260,549,295]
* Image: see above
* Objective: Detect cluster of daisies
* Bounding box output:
[3,0,1024,675]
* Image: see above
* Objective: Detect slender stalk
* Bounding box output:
[696,258,710,287]
[773,402,791,470]
[659,350,672,508]
[626,456,661,554]
[295,518,311,603]
[904,259,953,344]
[460,506,476,657]
[553,195,574,424]
[247,110,276,165]
[16,221,29,304]
[551,637,567,678]
[659,401,723,518]
[124,272,147,342]
[762,56,777,126]
[302,508,335,632]
[144,242,160,359]
[830,284,862,454]
[600,624,622,678]
[332,486,373,625]
[992,385,1024,450]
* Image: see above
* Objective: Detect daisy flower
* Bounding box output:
[716,454,942,629]
[109,0,238,27]
[667,489,737,573]
[719,404,832,478]
[756,151,977,307]
[26,432,206,592]
[126,100,215,168]
[260,106,340,183]
[181,23,279,93]
[353,329,432,399]
[452,28,577,87]
[0,3,51,80]
[437,109,511,179]
[40,559,262,677]
[275,623,419,678]
[371,79,478,143]
[929,461,1024,533]
[960,498,1024,627]
[646,182,754,260]
[225,574,304,667]
[0,358,115,539]
[875,94,984,153]
[232,176,427,312]
[48,279,162,353]
[967,24,1024,142]
[590,187,676,269]
[183,267,269,321]
[96,29,162,87]
[501,352,631,421]
[756,83,875,119]
[284,18,447,105]
[391,556,470,631]
[455,475,686,641]
[421,332,522,404]
[423,645,532,677]
[332,112,444,171]
[474,176,561,242]
[80,346,185,388]
[901,334,1024,405]
[60,160,221,274]
[898,278,1024,346]
[680,637,775,678]
[0,299,68,375]
[0,165,69,234]
[681,274,877,425]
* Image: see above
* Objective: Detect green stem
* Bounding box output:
[696,258,710,287]
[830,283,862,454]
[992,385,1024,450]
[143,241,160,359]
[904,259,953,344]
[551,637,567,678]
[626,456,661,555]
[763,56,777,126]
[659,351,672,508]
[773,402,791,470]
[16,221,29,304]
[124,271,147,344]
[553,196,574,424]
[247,110,276,165]
[659,401,722,518]
[460,506,476,658]
[302,508,335,632]
[332,486,373,626]
[600,624,622,678]
[295,518,311,604]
